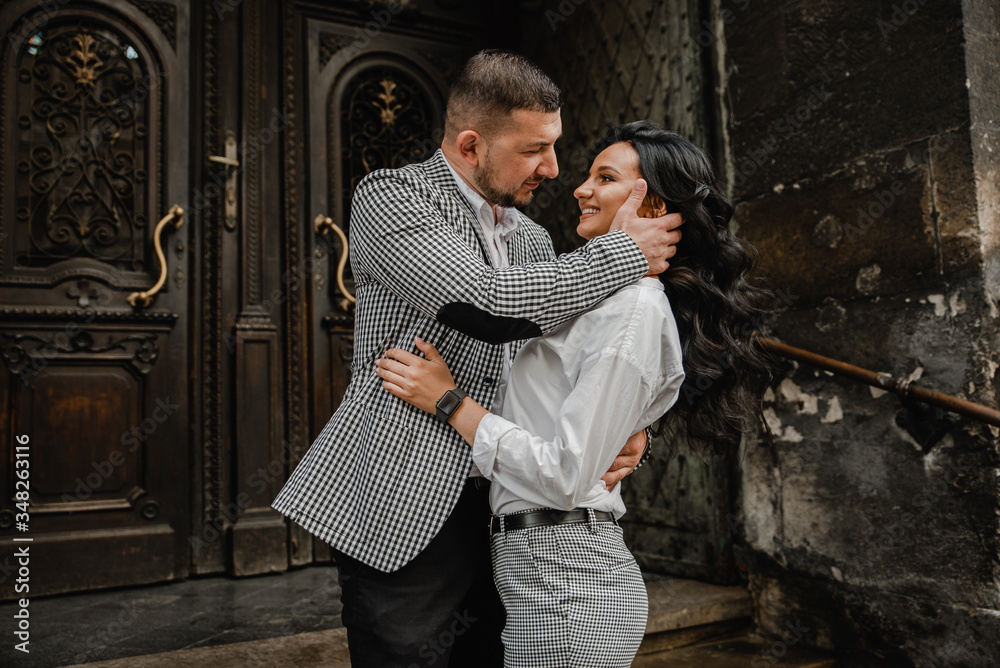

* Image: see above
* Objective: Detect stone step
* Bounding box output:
[77,627,837,668]
[634,635,838,667]
[640,576,753,652]
[74,628,353,668]
[637,578,835,666]
[76,577,832,668]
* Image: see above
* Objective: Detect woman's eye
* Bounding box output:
[600,174,615,182]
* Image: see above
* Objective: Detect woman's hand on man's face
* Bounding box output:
[376,337,457,415]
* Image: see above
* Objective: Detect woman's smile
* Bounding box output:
[573,142,643,240]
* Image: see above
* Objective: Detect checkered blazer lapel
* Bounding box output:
[421,153,493,265]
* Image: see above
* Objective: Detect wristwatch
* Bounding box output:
[435,388,469,424]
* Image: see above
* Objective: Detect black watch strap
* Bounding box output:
[435,388,469,423]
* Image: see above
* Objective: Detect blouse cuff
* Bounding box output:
[471,413,511,477]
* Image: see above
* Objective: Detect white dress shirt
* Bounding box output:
[442,157,522,474]
[472,277,685,518]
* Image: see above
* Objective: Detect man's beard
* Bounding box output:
[473,154,537,208]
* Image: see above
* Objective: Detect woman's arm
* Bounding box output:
[375,337,488,444]
[469,352,660,509]
[377,338,674,508]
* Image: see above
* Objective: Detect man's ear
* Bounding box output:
[639,193,668,218]
[455,130,483,168]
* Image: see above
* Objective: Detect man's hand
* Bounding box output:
[601,429,647,491]
[611,179,683,275]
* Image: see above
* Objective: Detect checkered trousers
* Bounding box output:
[491,515,648,667]
[271,150,649,573]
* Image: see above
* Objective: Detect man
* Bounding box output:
[272,50,682,667]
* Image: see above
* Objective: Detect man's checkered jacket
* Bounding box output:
[271,150,648,572]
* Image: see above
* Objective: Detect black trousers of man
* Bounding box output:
[332,479,505,667]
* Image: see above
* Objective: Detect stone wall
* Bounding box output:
[520,0,706,254]
[724,0,1000,664]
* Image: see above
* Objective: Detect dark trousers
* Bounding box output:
[333,479,505,668]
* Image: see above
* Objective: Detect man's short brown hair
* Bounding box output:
[444,50,561,139]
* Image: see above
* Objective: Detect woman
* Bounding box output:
[375,121,775,666]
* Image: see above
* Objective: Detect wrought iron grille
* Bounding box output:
[13,23,151,272]
[339,66,435,229]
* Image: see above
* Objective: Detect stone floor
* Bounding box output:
[1,567,835,667]
[0,567,344,667]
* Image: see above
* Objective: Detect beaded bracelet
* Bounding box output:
[633,426,654,471]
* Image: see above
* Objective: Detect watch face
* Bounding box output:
[438,393,461,414]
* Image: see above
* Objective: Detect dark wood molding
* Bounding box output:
[283,2,309,465]
[125,0,178,49]
[198,1,225,563]
[0,306,178,324]
[243,0,263,308]
[282,1,315,566]
[319,31,355,68]
[0,331,160,377]
[232,325,287,575]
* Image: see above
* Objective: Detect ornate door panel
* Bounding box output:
[0,0,191,597]
[305,27,455,436]
[284,2,473,564]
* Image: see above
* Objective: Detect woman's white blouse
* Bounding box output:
[472,277,685,519]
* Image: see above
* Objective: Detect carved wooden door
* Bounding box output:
[0,0,191,597]
[284,2,475,564]
[304,28,456,435]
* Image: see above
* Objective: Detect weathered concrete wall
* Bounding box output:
[724,0,1000,665]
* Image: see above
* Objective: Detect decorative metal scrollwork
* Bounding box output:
[13,25,153,272]
[341,68,436,212]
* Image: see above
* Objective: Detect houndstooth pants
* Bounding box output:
[490,510,648,667]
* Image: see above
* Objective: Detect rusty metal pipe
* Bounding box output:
[758,337,1000,428]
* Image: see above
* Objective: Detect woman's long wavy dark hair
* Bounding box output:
[593,121,777,456]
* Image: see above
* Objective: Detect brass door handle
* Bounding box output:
[128,205,185,308]
[314,213,357,307]
[208,131,239,231]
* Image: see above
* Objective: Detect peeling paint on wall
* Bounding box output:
[763,407,783,434]
[856,264,882,294]
[780,425,804,442]
[778,378,819,414]
[928,293,947,316]
[949,291,967,316]
[821,396,843,423]
[726,0,1000,662]
[763,406,807,442]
